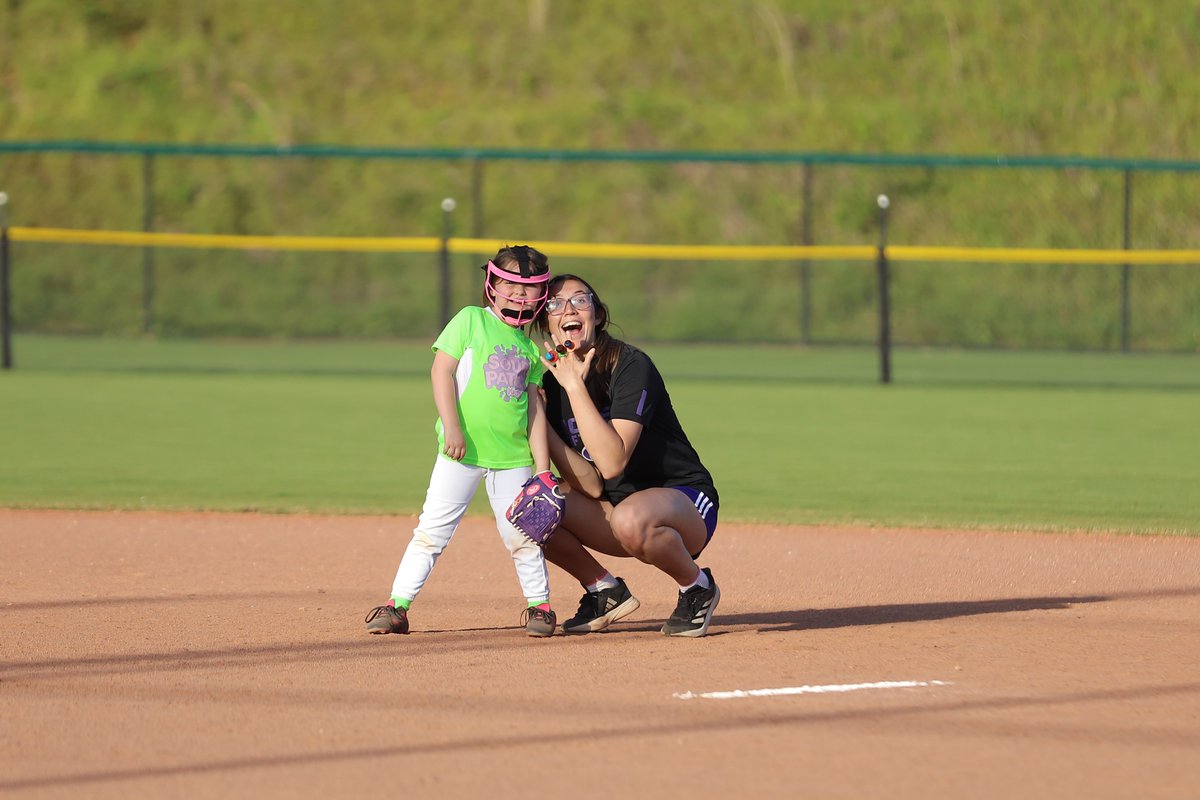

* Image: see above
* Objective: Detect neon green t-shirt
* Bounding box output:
[431,306,546,469]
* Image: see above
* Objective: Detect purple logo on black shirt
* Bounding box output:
[565,406,611,462]
[485,345,529,402]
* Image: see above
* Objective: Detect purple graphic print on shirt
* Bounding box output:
[485,344,530,402]
[566,405,612,462]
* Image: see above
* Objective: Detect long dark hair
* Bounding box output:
[537,273,623,406]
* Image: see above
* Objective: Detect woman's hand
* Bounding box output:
[541,336,640,479]
[542,337,593,393]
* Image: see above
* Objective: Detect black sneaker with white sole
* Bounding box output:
[661,568,720,637]
[562,578,641,634]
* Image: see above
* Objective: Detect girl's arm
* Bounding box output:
[526,384,550,475]
[431,350,465,461]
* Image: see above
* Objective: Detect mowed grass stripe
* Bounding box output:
[3,338,1196,533]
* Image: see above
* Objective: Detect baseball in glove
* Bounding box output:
[507,471,567,546]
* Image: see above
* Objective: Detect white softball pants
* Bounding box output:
[390,455,551,605]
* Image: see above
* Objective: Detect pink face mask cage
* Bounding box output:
[484,260,549,326]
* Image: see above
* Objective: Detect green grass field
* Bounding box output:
[3,335,1197,534]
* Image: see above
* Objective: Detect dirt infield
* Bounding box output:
[2,510,1197,799]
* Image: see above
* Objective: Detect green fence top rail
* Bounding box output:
[2,140,1200,172]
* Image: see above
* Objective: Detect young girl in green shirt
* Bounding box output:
[365,245,557,637]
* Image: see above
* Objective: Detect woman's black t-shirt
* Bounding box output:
[543,341,718,508]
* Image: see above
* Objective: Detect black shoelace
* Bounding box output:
[672,586,708,619]
[576,591,600,619]
[364,605,396,623]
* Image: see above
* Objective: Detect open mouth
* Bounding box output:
[560,320,583,334]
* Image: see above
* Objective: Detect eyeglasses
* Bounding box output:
[545,293,594,315]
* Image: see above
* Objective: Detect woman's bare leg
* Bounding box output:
[545,487,708,586]
[607,488,708,585]
[541,490,625,583]
[542,490,643,633]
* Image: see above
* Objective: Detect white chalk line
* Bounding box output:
[673,679,951,701]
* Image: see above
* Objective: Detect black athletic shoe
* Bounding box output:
[562,578,641,634]
[365,603,410,635]
[662,568,720,638]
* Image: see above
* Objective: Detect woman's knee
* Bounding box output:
[609,503,654,553]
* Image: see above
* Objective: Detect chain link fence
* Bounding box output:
[1,143,1198,351]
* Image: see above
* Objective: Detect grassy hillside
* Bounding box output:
[1,1,1198,349]
[5,2,1198,156]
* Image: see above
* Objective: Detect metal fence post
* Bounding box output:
[1121,169,1132,352]
[142,152,156,335]
[471,157,485,238]
[440,197,456,328]
[876,194,892,385]
[798,161,813,344]
[0,191,11,369]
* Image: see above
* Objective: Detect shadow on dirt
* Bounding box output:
[715,594,1109,633]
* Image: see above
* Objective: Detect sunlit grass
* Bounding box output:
[3,337,1196,534]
